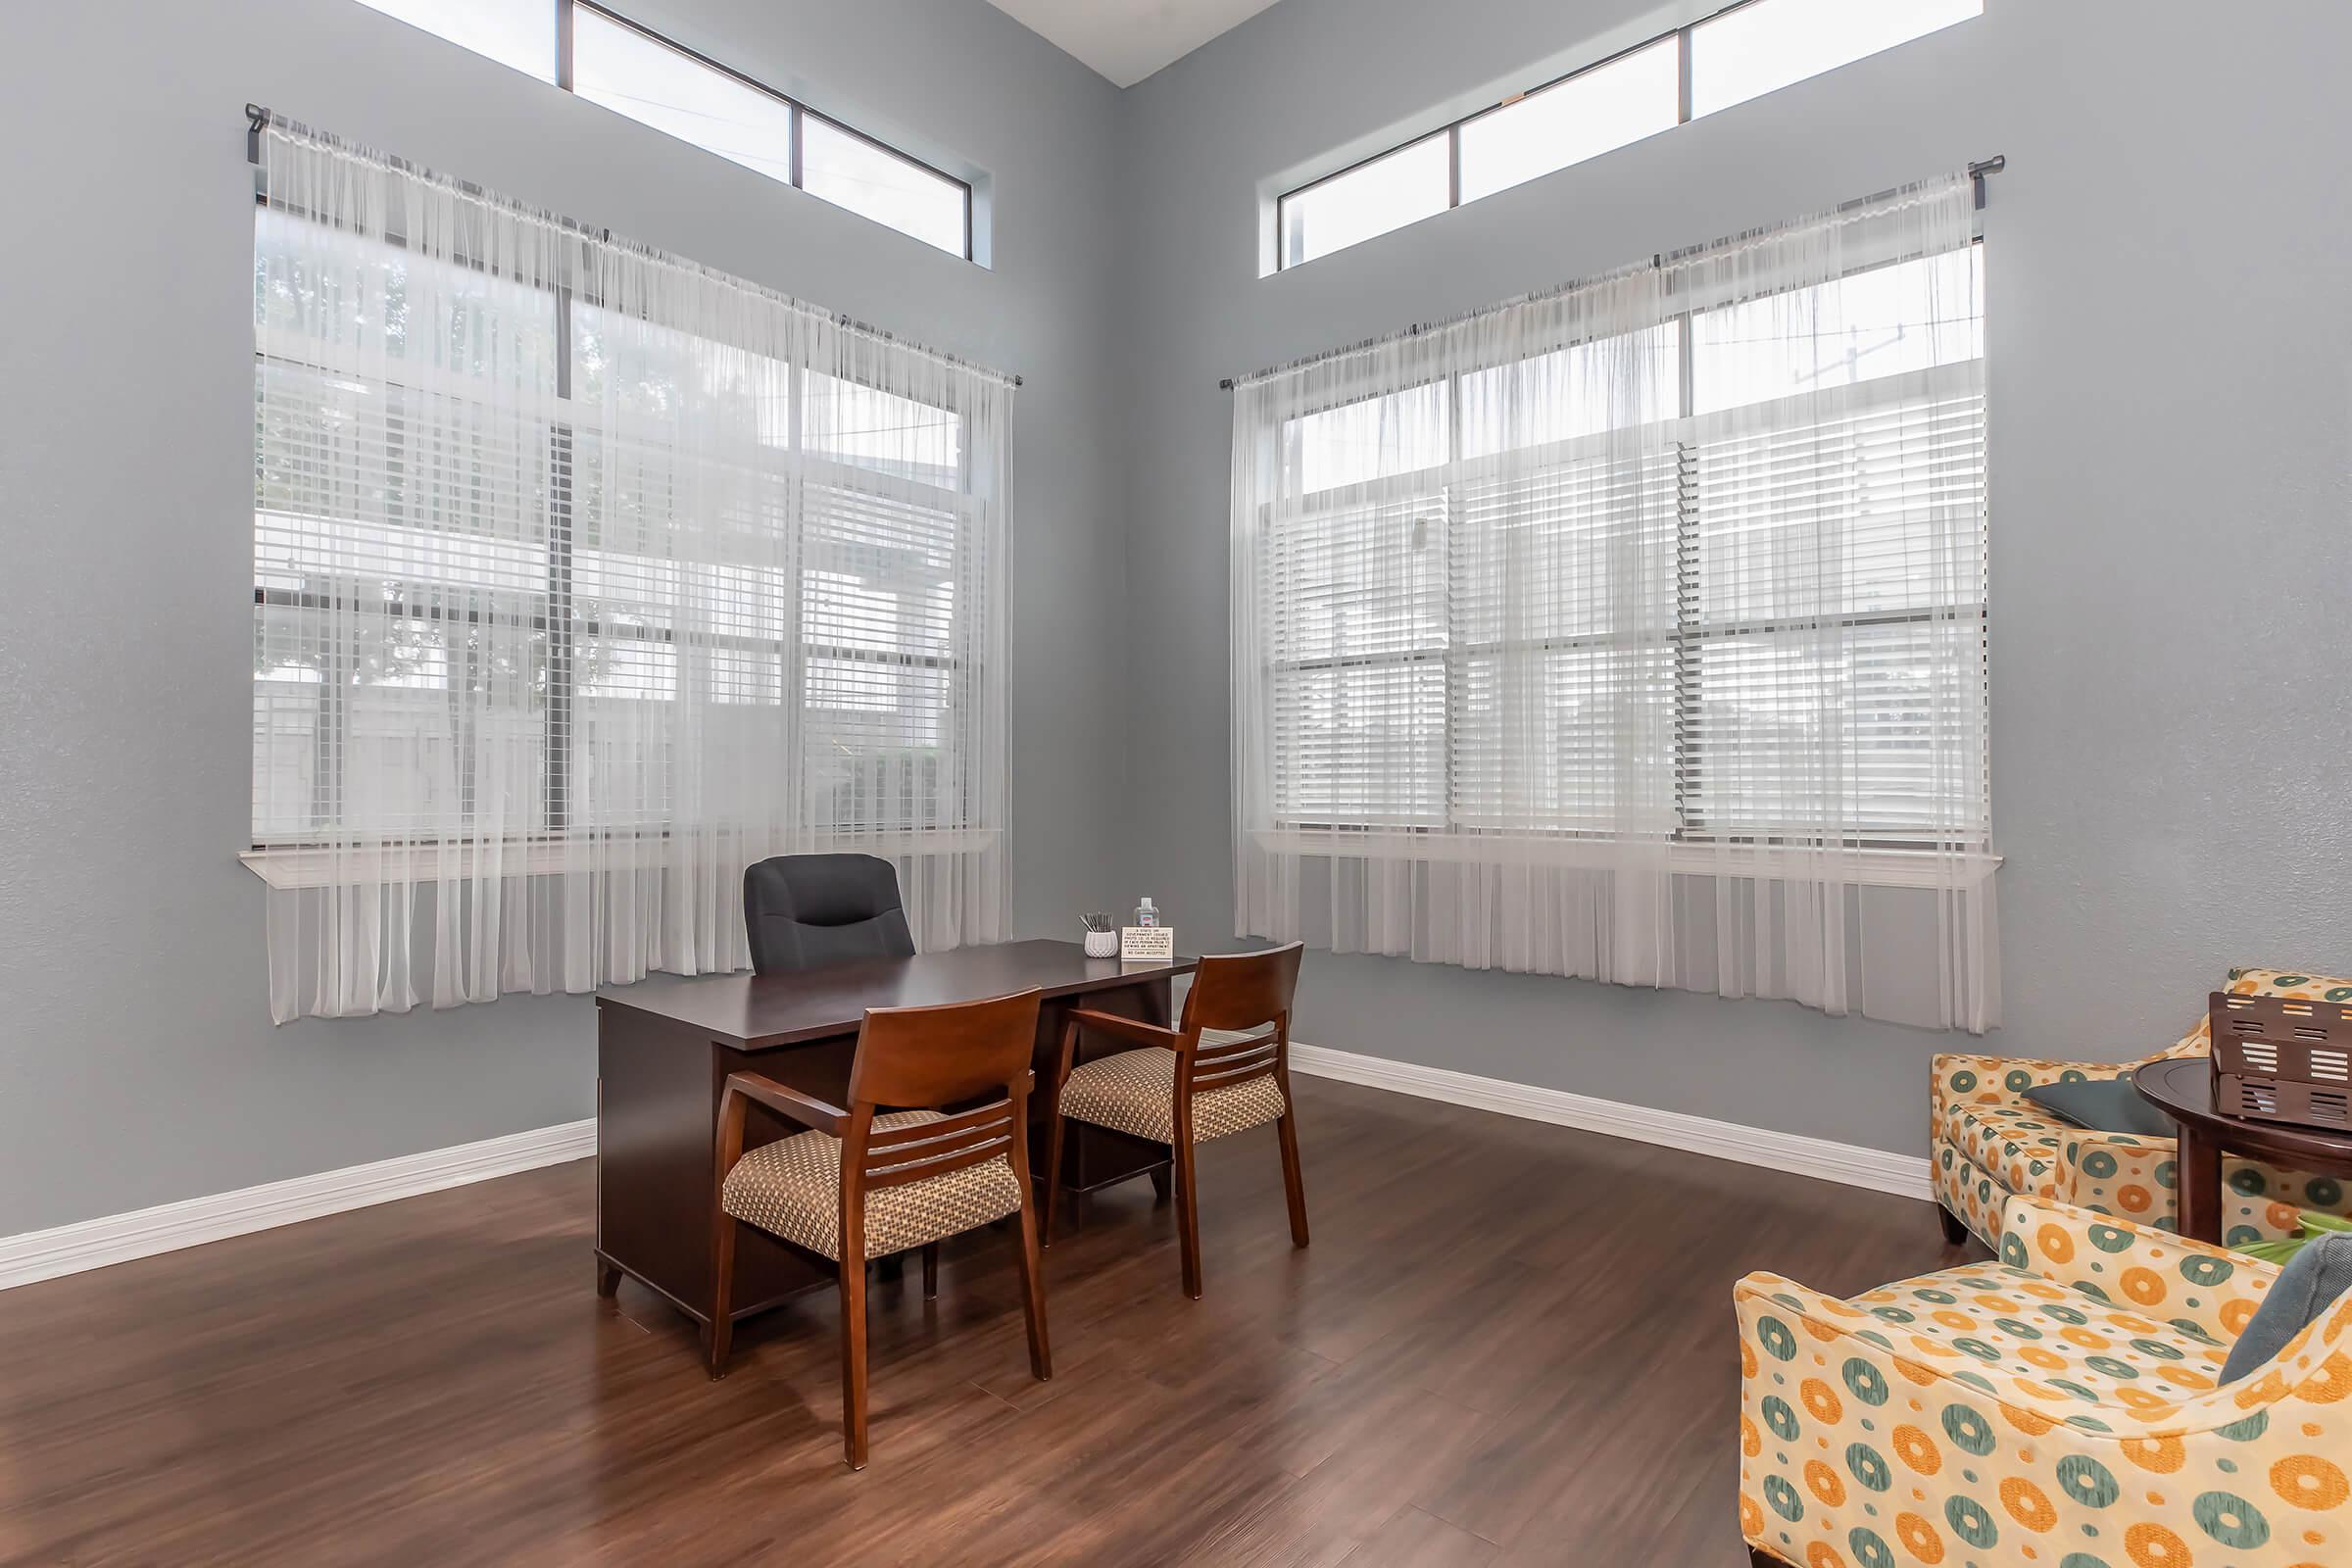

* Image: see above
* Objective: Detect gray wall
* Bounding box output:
[1115,0,2352,1154]
[0,0,1125,1234]
[5,0,2350,1239]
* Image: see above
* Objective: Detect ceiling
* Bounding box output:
[983,0,1285,87]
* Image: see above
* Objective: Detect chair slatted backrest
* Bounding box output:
[845,988,1042,1193]
[1176,944,1303,1096]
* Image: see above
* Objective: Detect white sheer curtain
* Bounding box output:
[1231,172,1996,1031]
[251,120,1009,1022]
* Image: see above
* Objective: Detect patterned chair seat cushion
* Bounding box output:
[1848,1260,2232,1431]
[1058,1040,1288,1146]
[1939,1103,2066,1197]
[721,1109,1023,1262]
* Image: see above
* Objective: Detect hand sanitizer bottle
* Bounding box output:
[1134,897,1159,928]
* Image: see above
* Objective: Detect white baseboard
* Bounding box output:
[0,1049,1924,1292]
[1288,1042,1933,1202]
[0,1118,597,1292]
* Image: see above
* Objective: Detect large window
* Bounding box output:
[250,122,1009,1018]
[252,217,992,846]
[352,0,972,259]
[1245,243,1985,851]
[1235,177,1994,1026]
[1277,0,1982,268]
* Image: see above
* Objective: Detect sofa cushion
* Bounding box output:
[1848,1261,2231,1429]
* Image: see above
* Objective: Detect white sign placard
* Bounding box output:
[1119,926,1174,963]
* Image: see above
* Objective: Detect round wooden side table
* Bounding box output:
[2132,1055,2352,1244]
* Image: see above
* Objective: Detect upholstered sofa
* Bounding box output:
[1931,966,2352,1249]
[1739,1193,2352,1568]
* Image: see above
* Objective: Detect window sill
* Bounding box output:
[1250,828,1998,890]
[240,828,1002,891]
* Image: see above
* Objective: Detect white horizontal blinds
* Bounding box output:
[1231,172,1995,1029]
[798,364,977,858]
[1263,379,1450,829]
[1685,372,1987,841]
[1679,238,1987,852]
[252,206,562,848]
[1451,451,1683,834]
[1250,271,1679,848]
[1265,482,1449,827]
[253,122,1009,1021]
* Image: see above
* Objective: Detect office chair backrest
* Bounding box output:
[743,854,916,975]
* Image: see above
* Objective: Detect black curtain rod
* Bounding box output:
[1219,155,2009,390]
[243,103,1024,388]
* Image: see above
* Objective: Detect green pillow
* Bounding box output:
[2022,1073,2176,1137]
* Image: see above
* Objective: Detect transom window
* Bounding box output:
[1277,0,1982,269]
[353,0,972,258]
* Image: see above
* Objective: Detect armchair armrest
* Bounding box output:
[1066,1008,1184,1051]
[1051,1007,1184,1094]
[2045,1125,2178,1219]
[1932,1051,2117,1119]
[720,1072,849,1137]
[1997,1195,2277,1345]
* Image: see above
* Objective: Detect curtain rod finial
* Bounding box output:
[1969,154,2006,211]
[1219,377,1236,391]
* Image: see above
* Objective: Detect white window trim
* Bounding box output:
[1250,829,1996,890]
[240,827,1002,891]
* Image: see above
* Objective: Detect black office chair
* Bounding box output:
[743,854,916,975]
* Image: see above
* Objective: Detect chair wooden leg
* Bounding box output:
[1937,1201,1970,1246]
[707,1214,738,1379]
[1041,1110,1067,1248]
[1275,1112,1309,1250]
[595,1258,622,1298]
[1172,1135,1203,1300]
[840,1251,870,1471]
[1750,1548,1788,1568]
[1011,1187,1053,1383]
[1148,1164,1172,1205]
[921,1242,940,1299]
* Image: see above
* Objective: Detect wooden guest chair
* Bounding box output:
[708,988,1052,1470]
[1043,943,1307,1298]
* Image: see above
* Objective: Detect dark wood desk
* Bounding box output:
[2132,1055,2352,1244]
[594,940,1197,1330]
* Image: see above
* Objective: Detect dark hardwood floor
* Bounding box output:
[0,1077,1976,1566]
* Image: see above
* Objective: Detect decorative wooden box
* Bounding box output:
[2210,991,2352,1132]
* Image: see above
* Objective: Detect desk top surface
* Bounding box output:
[595,939,1196,1049]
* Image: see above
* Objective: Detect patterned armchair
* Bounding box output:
[1739,1194,2352,1568]
[1932,966,2352,1248]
